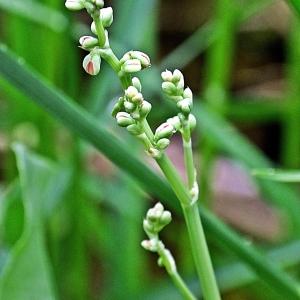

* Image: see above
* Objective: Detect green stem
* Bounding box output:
[182,119,196,191]
[170,272,197,300]
[142,118,155,141]
[92,13,106,47]
[155,240,197,300]
[156,155,220,300]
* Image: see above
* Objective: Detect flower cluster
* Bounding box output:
[120,51,151,74]
[113,78,152,133]
[162,69,193,116]
[141,203,176,274]
[65,0,104,12]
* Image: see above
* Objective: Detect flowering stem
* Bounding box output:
[142,118,155,141]
[156,242,197,300]
[92,12,106,47]
[91,12,219,299]
[156,154,221,300]
[182,118,196,191]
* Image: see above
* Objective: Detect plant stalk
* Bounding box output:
[156,154,221,300]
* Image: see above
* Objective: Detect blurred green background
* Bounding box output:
[0,0,300,299]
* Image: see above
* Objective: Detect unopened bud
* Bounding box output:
[94,0,104,8]
[132,93,143,104]
[132,77,142,92]
[141,240,157,252]
[100,7,113,27]
[161,70,173,82]
[161,211,172,225]
[189,114,197,131]
[162,82,177,95]
[79,36,98,50]
[82,52,101,76]
[127,124,143,135]
[65,0,84,11]
[153,202,164,216]
[91,21,97,35]
[156,138,170,150]
[116,112,135,127]
[122,59,142,73]
[124,101,135,112]
[177,99,192,114]
[130,51,151,69]
[125,86,139,99]
[155,123,175,141]
[140,101,152,118]
[172,69,183,83]
[183,87,193,100]
[167,116,181,131]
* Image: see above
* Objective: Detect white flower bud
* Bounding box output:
[156,138,170,150]
[172,69,183,83]
[127,124,143,135]
[161,70,173,82]
[132,77,142,92]
[82,52,101,76]
[141,240,157,252]
[183,87,193,100]
[189,114,197,131]
[125,86,139,99]
[177,78,185,90]
[124,101,135,112]
[155,123,175,140]
[79,36,99,50]
[116,112,135,127]
[100,7,113,27]
[167,116,181,131]
[177,99,192,114]
[162,82,177,95]
[139,101,152,118]
[131,93,143,104]
[91,21,97,35]
[94,0,104,8]
[161,211,172,225]
[65,0,84,11]
[153,202,164,215]
[130,51,151,69]
[122,59,142,73]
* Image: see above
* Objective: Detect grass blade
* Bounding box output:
[253,169,300,182]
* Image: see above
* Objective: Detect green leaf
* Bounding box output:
[0,0,68,33]
[0,181,24,247]
[0,46,300,299]
[253,169,300,182]
[286,0,300,18]
[0,144,70,300]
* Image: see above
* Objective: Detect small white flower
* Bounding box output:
[65,0,84,11]
[82,52,101,76]
[100,7,114,27]
[122,59,142,73]
[79,36,98,50]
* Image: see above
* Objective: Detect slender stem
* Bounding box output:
[182,119,196,190]
[183,203,221,300]
[156,155,221,300]
[92,18,132,89]
[170,272,197,300]
[92,13,106,47]
[142,118,155,141]
[155,240,197,300]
